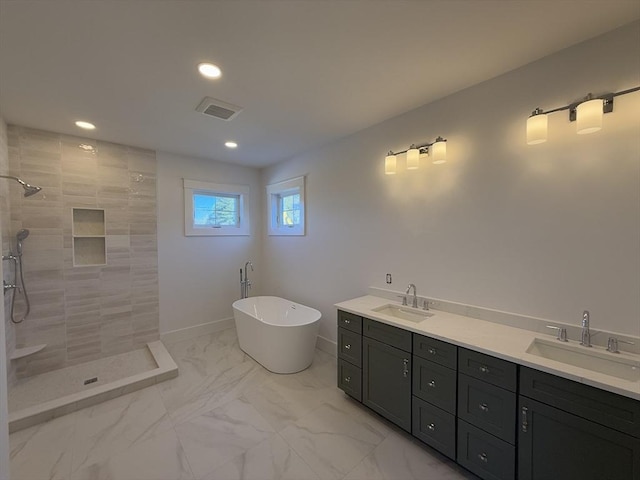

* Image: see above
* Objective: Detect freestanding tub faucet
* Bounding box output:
[580,310,592,347]
[406,283,418,308]
[240,261,254,299]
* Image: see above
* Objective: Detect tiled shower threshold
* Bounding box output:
[8,341,178,433]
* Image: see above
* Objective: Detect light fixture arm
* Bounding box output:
[530,86,639,122]
[388,136,447,156]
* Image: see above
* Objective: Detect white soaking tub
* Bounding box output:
[232,296,321,373]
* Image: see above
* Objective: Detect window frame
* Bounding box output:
[183,179,250,236]
[266,176,305,236]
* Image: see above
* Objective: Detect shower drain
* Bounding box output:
[84,377,98,385]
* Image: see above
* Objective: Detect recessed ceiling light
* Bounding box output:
[225,141,238,149]
[75,120,96,130]
[198,63,222,79]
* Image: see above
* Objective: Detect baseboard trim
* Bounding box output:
[316,335,336,357]
[161,317,235,345]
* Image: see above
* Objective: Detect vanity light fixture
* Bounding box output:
[384,136,447,175]
[526,86,640,145]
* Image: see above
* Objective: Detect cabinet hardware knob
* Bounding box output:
[479,365,490,374]
[521,406,528,432]
[402,358,409,377]
[479,403,489,412]
[344,319,350,324]
[427,423,436,431]
[428,348,436,355]
[478,453,488,463]
[344,376,351,383]
[345,344,351,350]
[428,380,436,388]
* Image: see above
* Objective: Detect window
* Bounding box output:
[267,176,305,236]
[184,179,250,236]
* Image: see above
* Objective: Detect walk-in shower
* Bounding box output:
[1,174,43,323]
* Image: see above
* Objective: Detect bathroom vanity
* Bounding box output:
[336,297,640,480]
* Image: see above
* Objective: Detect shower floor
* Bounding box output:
[8,341,178,432]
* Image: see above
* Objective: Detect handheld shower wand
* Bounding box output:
[3,229,32,323]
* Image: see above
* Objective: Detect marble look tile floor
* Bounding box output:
[10,327,478,480]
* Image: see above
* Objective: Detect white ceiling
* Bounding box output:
[1,1,638,167]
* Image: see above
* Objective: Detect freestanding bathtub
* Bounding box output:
[232,296,321,374]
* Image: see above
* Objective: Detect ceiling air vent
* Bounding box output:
[195,97,243,121]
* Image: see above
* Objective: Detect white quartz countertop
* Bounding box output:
[335,295,640,401]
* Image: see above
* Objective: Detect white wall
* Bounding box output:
[262,22,640,342]
[157,151,262,335]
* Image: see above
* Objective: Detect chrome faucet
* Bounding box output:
[240,261,254,299]
[580,310,592,347]
[406,284,418,308]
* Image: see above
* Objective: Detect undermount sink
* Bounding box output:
[372,304,434,323]
[526,338,640,383]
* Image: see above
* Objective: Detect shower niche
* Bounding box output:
[72,208,106,266]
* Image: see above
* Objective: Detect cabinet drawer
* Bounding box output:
[458,348,517,392]
[457,420,515,480]
[413,356,456,414]
[413,334,457,369]
[363,318,412,352]
[412,396,456,460]
[337,310,362,334]
[520,366,640,438]
[458,374,516,444]
[338,359,362,401]
[338,327,362,367]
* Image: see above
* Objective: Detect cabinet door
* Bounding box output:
[518,396,640,480]
[363,337,412,432]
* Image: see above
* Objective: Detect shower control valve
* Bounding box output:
[3,281,17,293]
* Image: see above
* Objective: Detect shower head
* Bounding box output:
[16,229,29,255]
[23,184,42,197]
[17,229,30,242]
[0,175,43,197]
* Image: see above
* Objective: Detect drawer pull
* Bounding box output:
[478,453,488,463]
[521,406,528,432]
[427,423,436,431]
[479,365,490,374]
[428,348,437,355]
[344,376,351,383]
[427,380,436,388]
[479,403,489,413]
[345,344,351,350]
[403,358,409,377]
[344,319,350,324]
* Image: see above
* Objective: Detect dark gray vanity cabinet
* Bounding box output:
[362,319,413,432]
[518,367,640,480]
[337,310,363,401]
[457,348,517,480]
[412,334,458,459]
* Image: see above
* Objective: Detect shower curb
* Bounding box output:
[8,341,178,433]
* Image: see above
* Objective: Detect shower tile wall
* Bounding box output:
[0,119,17,387]
[7,126,159,378]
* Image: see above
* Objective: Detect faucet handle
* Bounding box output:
[607,336,634,353]
[546,325,568,342]
[397,295,408,306]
